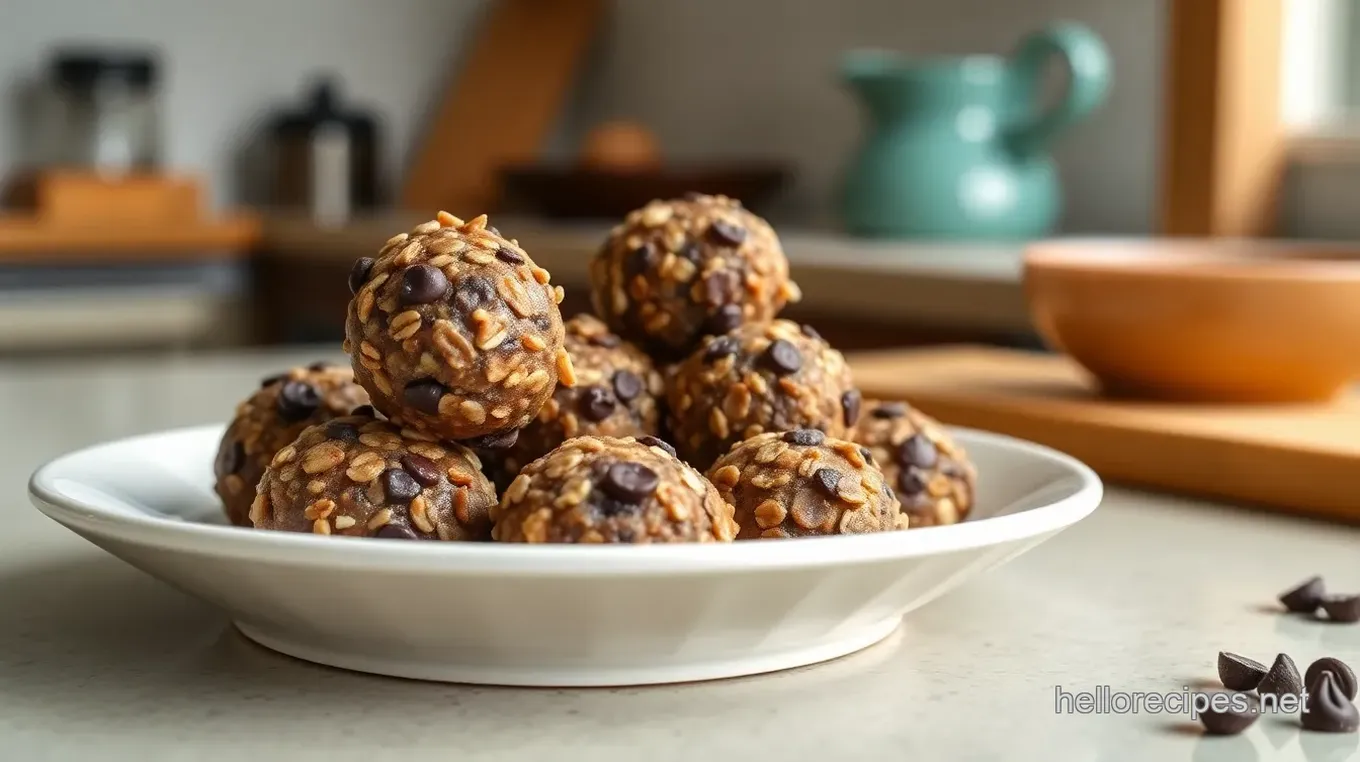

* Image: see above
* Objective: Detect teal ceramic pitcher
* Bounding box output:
[838,23,1110,239]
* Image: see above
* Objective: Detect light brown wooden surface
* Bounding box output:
[1158,0,1285,236]
[0,214,260,262]
[849,345,1360,523]
[400,0,605,213]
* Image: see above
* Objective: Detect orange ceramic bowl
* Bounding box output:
[1024,239,1360,403]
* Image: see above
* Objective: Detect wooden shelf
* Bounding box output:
[0,214,261,263]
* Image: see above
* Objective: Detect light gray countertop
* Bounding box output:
[2,348,1357,761]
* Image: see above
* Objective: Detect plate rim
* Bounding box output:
[28,424,1102,576]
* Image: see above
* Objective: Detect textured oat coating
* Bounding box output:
[492,436,738,544]
[707,430,905,539]
[666,319,858,470]
[588,193,800,360]
[213,362,369,527]
[252,415,497,540]
[491,314,664,489]
[851,399,976,527]
[343,212,571,443]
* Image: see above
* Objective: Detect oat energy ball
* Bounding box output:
[852,400,977,527]
[251,415,497,540]
[493,436,738,544]
[344,212,572,444]
[667,319,859,469]
[707,429,904,539]
[214,362,369,527]
[589,193,800,359]
[495,314,664,486]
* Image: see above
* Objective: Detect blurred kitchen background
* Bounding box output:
[0,0,1356,355]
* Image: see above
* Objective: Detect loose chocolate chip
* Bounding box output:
[897,469,927,496]
[376,523,419,540]
[812,468,842,498]
[403,379,446,415]
[453,276,498,313]
[351,404,377,418]
[637,435,676,458]
[1257,653,1304,698]
[1305,658,1358,701]
[1280,575,1326,613]
[841,389,862,427]
[704,335,740,362]
[1321,594,1360,623]
[348,257,375,294]
[871,402,908,419]
[783,429,825,447]
[382,468,422,505]
[679,242,703,264]
[276,381,321,422]
[601,462,660,503]
[325,421,360,443]
[464,429,519,450]
[898,434,938,469]
[704,304,744,335]
[1199,692,1259,735]
[707,219,747,246]
[589,333,622,348]
[626,243,658,277]
[495,247,524,265]
[860,446,874,465]
[400,264,449,306]
[579,386,617,422]
[801,324,822,341]
[1218,652,1268,691]
[215,440,245,476]
[612,370,643,402]
[400,454,443,487]
[1301,671,1360,733]
[763,339,802,375]
[260,372,288,389]
[307,360,334,371]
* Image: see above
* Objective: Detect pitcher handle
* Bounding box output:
[1004,22,1111,158]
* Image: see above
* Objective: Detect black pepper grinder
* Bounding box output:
[271,77,380,225]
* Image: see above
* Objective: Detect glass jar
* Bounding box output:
[49,49,161,174]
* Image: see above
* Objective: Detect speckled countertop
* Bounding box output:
[4,348,1358,761]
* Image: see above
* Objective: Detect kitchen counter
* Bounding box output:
[3,348,1357,761]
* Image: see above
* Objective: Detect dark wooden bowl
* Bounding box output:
[498,164,790,219]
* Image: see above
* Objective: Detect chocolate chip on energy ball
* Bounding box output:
[400,453,443,487]
[1257,653,1304,698]
[871,402,908,419]
[783,429,826,447]
[1218,652,1268,691]
[1279,575,1326,613]
[351,404,377,418]
[1199,692,1259,735]
[1301,671,1360,733]
[678,242,703,264]
[348,256,375,294]
[801,324,822,340]
[1321,594,1360,623]
[704,335,740,362]
[860,446,875,465]
[812,467,841,498]
[704,303,743,335]
[375,523,419,540]
[897,469,928,496]
[600,462,660,504]
[636,435,676,458]
[707,219,748,246]
[324,421,360,443]
[841,390,862,427]
[898,434,939,469]
[464,428,520,451]
[276,381,321,422]
[612,370,643,402]
[763,339,802,375]
[398,263,449,306]
[579,386,617,422]
[495,247,525,265]
[1305,658,1358,701]
[625,243,658,277]
[403,379,446,415]
[382,468,422,505]
[260,372,288,389]
[216,440,245,475]
[452,275,498,313]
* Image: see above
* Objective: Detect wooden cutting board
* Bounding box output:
[848,345,1360,523]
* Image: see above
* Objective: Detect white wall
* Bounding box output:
[0,0,1164,233]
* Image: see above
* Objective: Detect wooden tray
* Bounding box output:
[848,345,1360,523]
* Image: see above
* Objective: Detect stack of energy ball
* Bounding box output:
[213,196,977,544]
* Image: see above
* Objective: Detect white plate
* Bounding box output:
[29,424,1101,687]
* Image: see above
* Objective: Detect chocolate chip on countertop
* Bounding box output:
[897,469,927,496]
[579,386,617,422]
[1198,692,1259,735]
[260,372,288,389]
[1279,575,1326,613]
[351,404,377,418]
[376,523,419,540]
[636,436,676,458]
[403,379,446,415]
[349,257,375,294]
[1218,652,1268,691]
[704,304,743,335]
[898,434,938,469]
[600,462,660,504]
[1321,594,1360,623]
[871,402,908,419]
[453,276,498,313]
[812,468,842,498]
[382,468,422,505]
[783,429,825,447]
[707,219,747,246]
[276,381,321,422]
[763,339,802,375]
[216,440,245,476]
[400,264,450,306]
[589,333,622,348]
[704,335,741,363]
[324,421,360,443]
[612,370,643,402]
[1257,653,1304,698]
[841,390,862,427]
[400,454,443,487]
[1305,658,1358,701]
[1301,671,1360,733]
[464,429,519,450]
